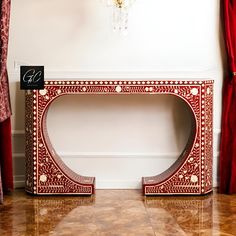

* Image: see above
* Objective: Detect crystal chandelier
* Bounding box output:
[103,0,135,34]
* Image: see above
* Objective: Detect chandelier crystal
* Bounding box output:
[103,0,135,34]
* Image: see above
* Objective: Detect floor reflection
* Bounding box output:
[1,190,236,236]
[0,192,95,236]
[27,196,95,235]
[144,195,213,235]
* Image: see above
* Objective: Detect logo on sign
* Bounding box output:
[20,66,44,90]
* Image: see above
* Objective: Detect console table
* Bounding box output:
[25,80,213,195]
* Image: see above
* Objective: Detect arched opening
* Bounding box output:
[46,94,195,189]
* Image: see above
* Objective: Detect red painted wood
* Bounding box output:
[25,80,213,195]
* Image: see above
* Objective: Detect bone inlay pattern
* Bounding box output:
[25,80,213,195]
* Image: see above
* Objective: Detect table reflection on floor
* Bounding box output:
[0,189,235,236]
[144,195,212,235]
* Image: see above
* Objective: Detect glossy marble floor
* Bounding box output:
[0,189,235,236]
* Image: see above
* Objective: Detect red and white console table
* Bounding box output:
[25,80,213,195]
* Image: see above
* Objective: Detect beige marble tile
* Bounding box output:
[0,190,236,236]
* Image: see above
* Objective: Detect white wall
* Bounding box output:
[8,0,224,188]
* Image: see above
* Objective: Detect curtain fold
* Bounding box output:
[0,168,2,203]
[219,0,236,194]
[0,0,12,203]
[0,118,13,191]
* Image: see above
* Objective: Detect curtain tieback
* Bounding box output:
[233,72,236,76]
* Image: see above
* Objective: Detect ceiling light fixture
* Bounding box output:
[103,0,135,34]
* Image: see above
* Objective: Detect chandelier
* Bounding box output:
[103,0,135,34]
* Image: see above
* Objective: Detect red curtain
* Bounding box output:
[0,0,12,203]
[219,0,236,194]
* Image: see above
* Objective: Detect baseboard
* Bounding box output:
[12,129,221,189]
[14,175,25,189]
[13,177,218,189]
[13,154,220,189]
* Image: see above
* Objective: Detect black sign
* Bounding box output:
[20,66,44,90]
